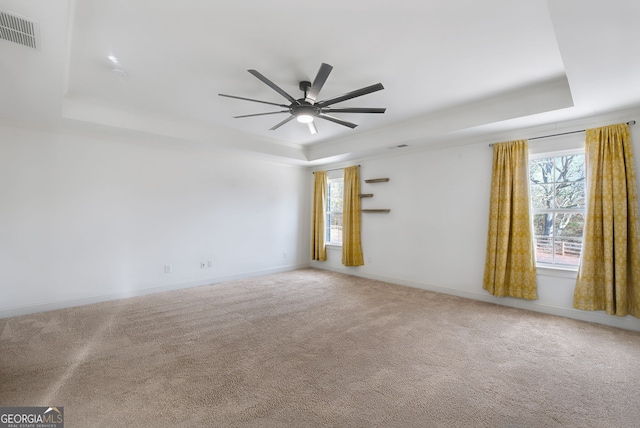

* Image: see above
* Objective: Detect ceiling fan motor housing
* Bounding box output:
[292,103,319,117]
[292,105,318,123]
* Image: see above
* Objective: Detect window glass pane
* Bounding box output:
[554,238,582,266]
[530,158,554,184]
[555,182,586,208]
[328,181,343,212]
[531,184,554,209]
[533,213,553,236]
[534,237,554,264]
[329,213,342,243]
[326,179,343,244]
[325,212,331,242]
[555,213,584,237]
[555,155,585,182]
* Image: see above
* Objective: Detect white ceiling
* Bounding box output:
[1,0,639,165]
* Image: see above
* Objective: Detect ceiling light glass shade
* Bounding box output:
[296,114,314,123]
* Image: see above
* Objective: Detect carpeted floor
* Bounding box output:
[2,268,640,427]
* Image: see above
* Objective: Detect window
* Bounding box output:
[327,178,343,245]
[529,150,585,268]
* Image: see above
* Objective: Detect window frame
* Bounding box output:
[529,148,586,271]
[326,176,344,246]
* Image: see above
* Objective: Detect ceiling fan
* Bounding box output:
[218,63,386,135]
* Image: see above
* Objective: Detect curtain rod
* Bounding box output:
[488,120,636,147]
[312,165,361,174]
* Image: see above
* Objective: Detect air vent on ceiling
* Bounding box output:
[0,10,40,49]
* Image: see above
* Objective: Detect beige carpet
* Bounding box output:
[2,269,640,427]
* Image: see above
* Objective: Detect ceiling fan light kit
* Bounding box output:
[219,63,386,135]
[296,114,314,124]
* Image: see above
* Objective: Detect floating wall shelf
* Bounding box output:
[362,178,390,212]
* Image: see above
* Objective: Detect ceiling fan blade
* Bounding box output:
[269,115,296,130]
[218,93,289,108]
[317,113,358,129]
[321,107,386,114]
[307,121,318,135]
[234,110,289,118]
[248,69,299,105]
[316,83,385,108]
[306,63,333,103]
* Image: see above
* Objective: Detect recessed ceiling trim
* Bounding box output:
[0,10,40,50]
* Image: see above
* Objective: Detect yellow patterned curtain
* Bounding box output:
[311,171,327,261]
[342,166,364,266]
[574,123,640,317]
[483,140,538,300]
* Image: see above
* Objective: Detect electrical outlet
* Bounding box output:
[164,264,172,273]
[207,260,212,268]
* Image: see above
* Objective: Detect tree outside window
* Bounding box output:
[529,152,585,267]
[327,178,343,245]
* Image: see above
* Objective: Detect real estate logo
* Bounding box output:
[0,407,64,428]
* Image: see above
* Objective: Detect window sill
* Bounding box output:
[326,243,342,248]
[536,265,578,279]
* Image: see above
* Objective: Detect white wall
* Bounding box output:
[0,124,311,317]
[4,114,640,332]
[312,121,640,332]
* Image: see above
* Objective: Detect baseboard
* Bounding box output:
[0,263,310,319]
[316,265,640,332]
[6,263,639,332]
